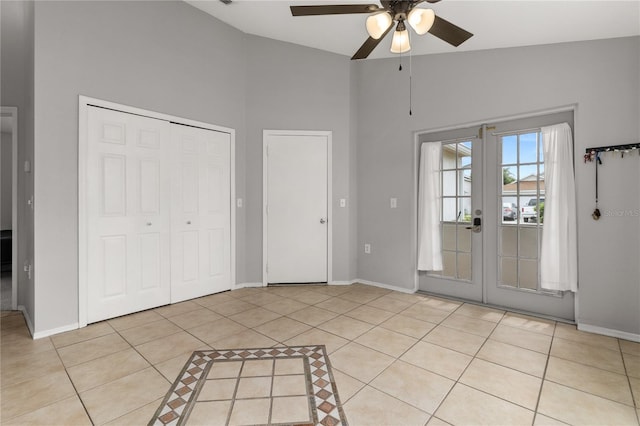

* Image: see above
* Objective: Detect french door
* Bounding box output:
[419,111,575,320]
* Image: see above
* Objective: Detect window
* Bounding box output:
[499,131,544,290]
[434,141,473,281]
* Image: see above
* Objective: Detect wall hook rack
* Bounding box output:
[584,142,640,162]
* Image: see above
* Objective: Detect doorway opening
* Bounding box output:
[1,107,18,311]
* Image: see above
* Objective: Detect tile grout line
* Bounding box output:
[339,300,471,421]
[619,338,640,426]
[49,336,96,426]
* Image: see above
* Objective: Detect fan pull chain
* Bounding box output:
[408,30,413,116]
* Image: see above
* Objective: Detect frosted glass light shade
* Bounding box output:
[407,8,435,35]
[366,12,392,39]
[390,29,410,53]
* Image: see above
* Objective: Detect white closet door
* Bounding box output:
[170,124,231,302]
[87,107,171,323]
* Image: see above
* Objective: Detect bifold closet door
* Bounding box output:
[170,124,231,303]
[87,107,171,323]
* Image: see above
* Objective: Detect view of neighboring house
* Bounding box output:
[502,173,545,215]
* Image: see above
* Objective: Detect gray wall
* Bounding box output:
[1,132,12,230]
[1,0,35,326]
[33,0,248,333]
[31,0,357,333]
[355,37,640,334]
[19,0,640,337]
[244,36,354,283]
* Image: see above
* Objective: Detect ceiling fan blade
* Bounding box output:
[291,4,381,16]
[351,24,394,60]
[428,15,473,47]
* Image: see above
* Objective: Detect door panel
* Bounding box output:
[87,107,171,323]
[170,124,231,302]
[265,133,329,284]
[418,127,483,302]
[484,112,575,320]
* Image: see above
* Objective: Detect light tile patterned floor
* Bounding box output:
[1,283,640,425]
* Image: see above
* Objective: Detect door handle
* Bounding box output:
[320,218,327,224]
[465,217,481,233]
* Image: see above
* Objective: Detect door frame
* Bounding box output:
[1,106,18,310]
[262,130,332,287]
[412,105,578,318]
[78,96,236,328]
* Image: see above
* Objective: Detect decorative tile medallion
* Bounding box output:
[149,345,347,426]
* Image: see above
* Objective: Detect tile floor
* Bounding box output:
[1,282,639,425]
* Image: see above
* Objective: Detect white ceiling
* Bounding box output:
[185,0,640,59]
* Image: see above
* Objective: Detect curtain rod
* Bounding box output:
[491,127,541,137]
[585,142,640,154]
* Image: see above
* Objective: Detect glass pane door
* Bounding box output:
[418,128,483,302]
[484,112,575,320]
[417,111,575,321]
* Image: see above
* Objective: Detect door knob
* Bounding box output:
[187,221,192,225]
[320,218,326,224]
[146,222,152,226]
[465,217,482,233]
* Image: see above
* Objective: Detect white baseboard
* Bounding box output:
[17,305,35,337]
[233,282,264,290]
[356,279,415,294]
[329,280,358,286]
[32,321,79,340]
[578,323,640,342]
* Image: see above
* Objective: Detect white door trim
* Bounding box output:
[1,107,19,310]
[262,130,332,287]
[78,95,236,327]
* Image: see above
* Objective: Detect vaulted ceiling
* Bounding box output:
[186,0,640,59]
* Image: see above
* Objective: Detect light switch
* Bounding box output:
[339,198,346,208]
[390,198,397,209]
[237,198,243,208]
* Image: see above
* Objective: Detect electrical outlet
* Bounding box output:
[339,198,346,208]
[364,243,371,254]
[390,198,397,209]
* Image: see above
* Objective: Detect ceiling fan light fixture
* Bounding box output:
[390,27,410,53]
[366,11,392,39]
[407,8,435,35]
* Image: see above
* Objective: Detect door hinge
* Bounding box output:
[478,125,496,139]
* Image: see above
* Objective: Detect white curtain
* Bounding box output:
[540,123,577,292]
[418,142,443,271]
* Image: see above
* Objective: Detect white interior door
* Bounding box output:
[264,132,329,284]
[87,107,171,323]
[170,124,231,302]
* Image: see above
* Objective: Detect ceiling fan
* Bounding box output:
[290,1,473,60]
